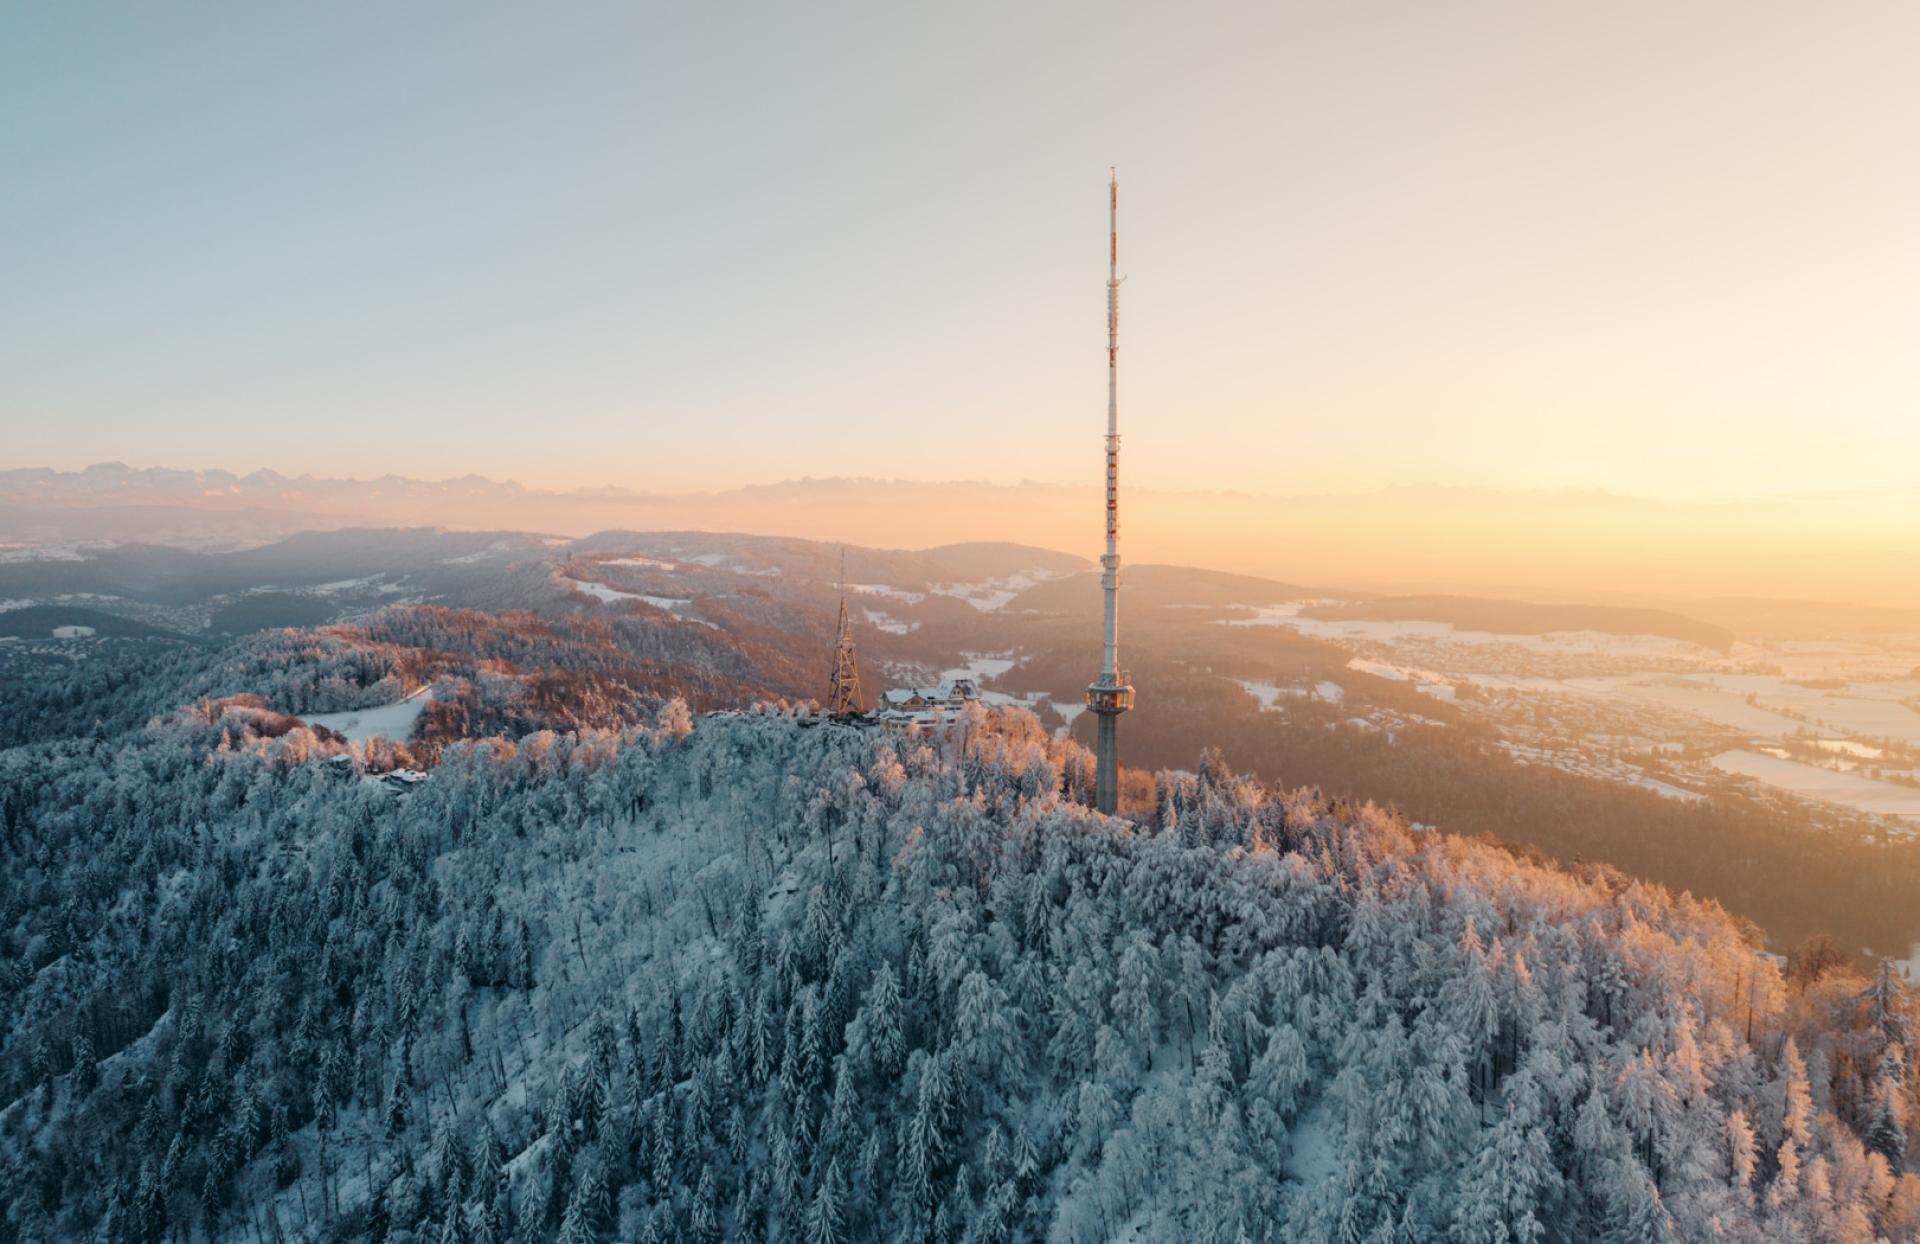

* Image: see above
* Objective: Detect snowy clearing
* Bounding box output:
[851,583,927,605]
[568,581,693,613]
[309,575,382,593]
[1630,776,1707,803]
[931,574,1043,612]
[862,608,916,635]
[301,686,431,743]
[1236,679,1306,711]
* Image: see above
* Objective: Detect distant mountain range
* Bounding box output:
[5,463,1918,609]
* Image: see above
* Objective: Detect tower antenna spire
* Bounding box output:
[828,548,863,719]
[1086,168,1135,813]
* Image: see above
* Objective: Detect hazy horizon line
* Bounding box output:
[9,460,1917,510]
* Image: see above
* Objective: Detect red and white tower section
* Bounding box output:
[1086,168,1134,815]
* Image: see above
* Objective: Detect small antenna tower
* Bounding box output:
[828,549,864,718]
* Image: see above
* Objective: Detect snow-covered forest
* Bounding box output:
[3,677,1917,1242]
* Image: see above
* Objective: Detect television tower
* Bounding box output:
[1086,168,1135,813]
[827,549,863,719]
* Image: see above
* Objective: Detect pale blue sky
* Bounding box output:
[4,2,1917,497]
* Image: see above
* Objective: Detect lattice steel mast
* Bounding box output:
[1086,168,1135,813]
[827,549,863,719]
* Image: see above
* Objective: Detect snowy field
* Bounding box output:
[851,583,926,605]
[862,608,915,635]
[1225,602,1710,659]
[1630,776,1707,803]
[1234,600,1920,747]
[1711,750,1920,819]
[1235,679,1344,711]
[301,686,431,743]
[931,573,1051,612]
[1685,673,1920,742]
[1221,596,1920,827]
[568,579,693,612]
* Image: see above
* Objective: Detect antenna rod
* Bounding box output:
[1102,168,1120,679]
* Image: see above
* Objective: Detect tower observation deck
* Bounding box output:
[1086,169,1134,814]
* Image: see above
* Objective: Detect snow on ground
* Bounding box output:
[440,541,511,564]
[0,546,87,563]
[952,655,1016,680]
[1630,776,1707,803]
[1052,702,1086,738]
[568,581,693,613]
[51,625,96,638]
[571,581,643,604]
[1224,602,1311,626]
[1711,749,1920,819]
[301,687,431,743]
[863,609,916,635]
[605,556,677,570]
[851,583,927,605]
[939,655,1038,709]
[1683,673,1920,743]
[686,553,729,567]
[1225,602,1708,658]
[1347,658,1456,701]
[1288,1096,1341,1189]
[1236,679,1305,711]
[931,575,1042,612]
[1616,680,1813,736]
[1812,739,1885,759]
[310,576,381,593]
[1452,668,1920,748]
[1236,678,1346,711]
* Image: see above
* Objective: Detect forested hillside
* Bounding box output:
[0,603,792,755]
[2,690,1915,1242]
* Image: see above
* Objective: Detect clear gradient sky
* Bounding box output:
[4,2,1917,500]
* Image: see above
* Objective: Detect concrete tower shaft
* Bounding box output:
[1086,168,1134,815]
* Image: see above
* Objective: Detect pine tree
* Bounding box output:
[1606,1165,1675,1244]
[1865,1046,1907,1166]
[1779,1037,1814,1151]
[1726,1109,1757,1205]
[864,960,905,1078]
[687,1165,720,1244]
[806,1159,846,1244]
[385,1065,411,1137]
[71,1033,98,1096]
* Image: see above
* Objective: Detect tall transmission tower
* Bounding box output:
[1085,168,1135,813]
[827,549,864,719]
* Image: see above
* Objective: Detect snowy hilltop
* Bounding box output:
[1,698,1916,1242]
